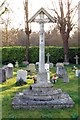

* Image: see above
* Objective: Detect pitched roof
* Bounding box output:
[29,7,56,23]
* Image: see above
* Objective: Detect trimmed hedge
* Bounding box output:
[2,46,80,65]
[2,46,26,65]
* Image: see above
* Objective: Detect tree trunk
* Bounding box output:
[62,35,69,63]
[25,32,29,63]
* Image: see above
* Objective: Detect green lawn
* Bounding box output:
[0,65,80,119]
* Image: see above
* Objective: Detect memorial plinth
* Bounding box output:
[12,8,74,109]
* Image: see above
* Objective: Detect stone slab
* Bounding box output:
[17,70,27,82]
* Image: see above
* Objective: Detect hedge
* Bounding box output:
[1,46,80,65]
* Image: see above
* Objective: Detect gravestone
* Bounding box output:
[2,65,8,78]
[2,64,13,79]
[45,63,50,82]
[75,70,80,77]
[29,64,36,73]
[7,63,14,79]
[46,53,50,63]
[74,55,79,65]
[0,69,6,83]
[49,63,53,68]
[56,63,65,77]
[17,70,27,82]
[63,73,69,83]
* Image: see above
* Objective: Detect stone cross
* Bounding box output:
[74,55,79,65]
[46,53,50,63]
[29,8,56,83]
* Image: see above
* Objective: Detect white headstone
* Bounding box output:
[45,63,49,71]
[7,63,13,68]
[74,55,79,65]
[75,70,80,77]
[7,63,14,79]
[45,63,50,82]
[17,70,27,82]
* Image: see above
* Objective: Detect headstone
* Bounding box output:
[17,70,27,82]
[15,61,19,68]
[74,55,79,65]
[28,64,36,73]
[56,63,65,77]
[63,73,69,83]
[7,63,14,79]
[45,63,50,82]
[45,63,49,71]
[0,69,6,83]
[49,63,53,68]
[46,53,50,63]
[75,70,80,77]
[2,65,8,78]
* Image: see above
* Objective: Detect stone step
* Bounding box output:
[12,93,74,109]
[12,91,74,109]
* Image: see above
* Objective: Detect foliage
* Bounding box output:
[27,75,32,79]
[2,46,80,65]
[1,28,79,47]
[16,78,27,86]
[2,46,26,65]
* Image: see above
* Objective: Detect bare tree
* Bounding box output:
[24,0,31,63]
[50,0,78,62]
[0,0,8,16]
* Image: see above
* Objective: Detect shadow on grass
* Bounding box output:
[1,83,16,92]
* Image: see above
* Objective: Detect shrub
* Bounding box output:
[2,46,26,65]
[2,46,80,65]
[16,78,27,86]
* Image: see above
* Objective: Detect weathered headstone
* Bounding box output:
[56,63,65,77]
[7,63,14,79]
[63,73,69,83]
[29,64,36,73]
[49,63,53,68]
[0,69,6,83]
[74,55,79,65]
[2,65,8,78]
[46,53,50,63]
[17,70,27,82]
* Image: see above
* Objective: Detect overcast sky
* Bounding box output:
[1,0,79,31]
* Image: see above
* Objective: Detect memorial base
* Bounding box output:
[12,79,74,109]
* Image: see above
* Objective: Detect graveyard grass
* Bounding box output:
[0,65,80,119]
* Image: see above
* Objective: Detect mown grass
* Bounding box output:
[0,64,80,119]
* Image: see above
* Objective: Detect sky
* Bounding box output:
[1,0,79,32]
